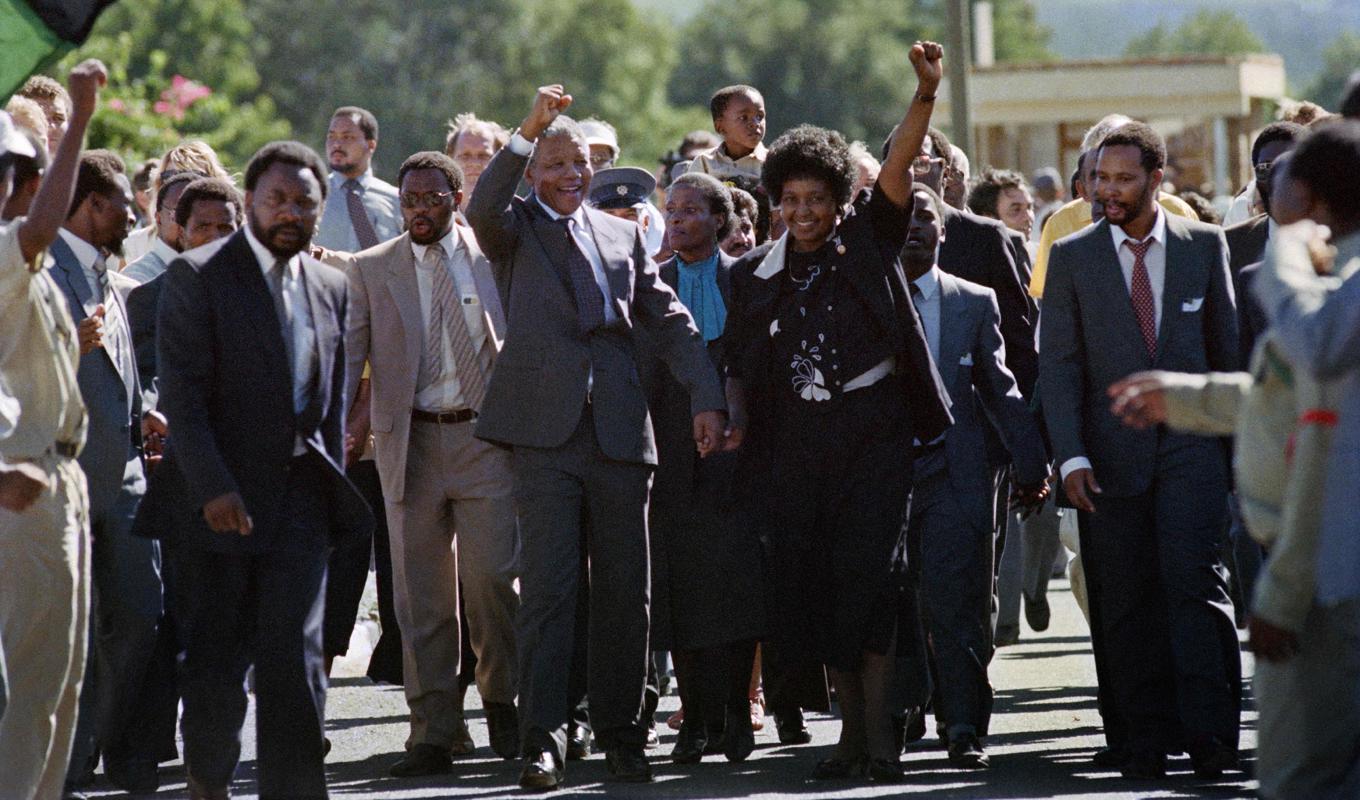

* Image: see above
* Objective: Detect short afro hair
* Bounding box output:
[1097,122,1166,175]
[69,150,126,218]
[244,141,329,200]
[397,150,464,195]
[1289,119,1360,227]
[911,183,946,220]
[709,85,763,121]
[155,170,202,215]
[763,124,856,208]
[670,172,736,241]
[966,168,1029,220]
[1251,121,1306,165]
[332,106,379,141]
[175,177,243,228]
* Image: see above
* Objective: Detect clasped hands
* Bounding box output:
[1009,476,1052,519]
[693,410,741,457]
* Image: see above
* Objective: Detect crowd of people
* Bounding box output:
[1,39,1359,800]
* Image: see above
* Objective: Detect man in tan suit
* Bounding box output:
[344,151,519,777]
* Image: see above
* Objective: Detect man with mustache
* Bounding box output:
[46,150,173,794]
[315,106,401,253]
[343,151,521,776]
[1040,122,1241,780]
[134,140,371,798]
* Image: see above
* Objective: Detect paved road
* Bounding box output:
[89,577,1258,799]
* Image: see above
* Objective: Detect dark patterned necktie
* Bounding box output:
[1125,238,1157,359]
[343,178,380,250]
[553,217,607,335]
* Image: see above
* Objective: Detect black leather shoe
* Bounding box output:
[671,720,708,764]
[105,758,160,794]
[893,706,926,753]
[605,747,653,782]
[484,702,521,760]
[867,756,905,783]
[1092,745,1130,768]
[723,707,756,762]
[775,708,812,745]
[811,755,866,780]
[947,733,991,769]
[1024,592,1051,632]
[389,743,453,777]
[1189,736,1239,779]
[566,726,593,761]
[519,748,564,791]
[1120,749,1167,779]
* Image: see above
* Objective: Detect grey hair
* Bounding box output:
[1081,114,1134,154]
[530,115,588,165]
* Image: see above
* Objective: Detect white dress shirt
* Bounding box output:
[122,237,179,284]
[411,226,487,412]
[244,226,318,455]
[1059,208,1169,483]
[506,131,618,325]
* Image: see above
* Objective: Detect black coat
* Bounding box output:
[642,251,765,651]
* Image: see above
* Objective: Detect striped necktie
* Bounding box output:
[424,244,487,411]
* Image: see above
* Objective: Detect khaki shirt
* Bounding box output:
[0,218,86,461]
[686,143,767,184]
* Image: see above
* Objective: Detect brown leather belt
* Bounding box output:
[411,408,478,425]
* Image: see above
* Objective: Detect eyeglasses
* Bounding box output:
[589,153,615,169]
[1253,161,1275,179]
[399,191,456,208]
[912,155,946,176]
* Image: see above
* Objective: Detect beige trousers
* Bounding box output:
[388,418,519,750]
[0,457,90,800]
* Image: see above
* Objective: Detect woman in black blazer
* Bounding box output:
[723,42,952,782]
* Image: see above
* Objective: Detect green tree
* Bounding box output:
[1304,31,1360,111]
[1123,9,1265,58]
[983,0,1054,63]
[58,0,291,171]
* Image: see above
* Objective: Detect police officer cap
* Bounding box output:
[588,167,656,210]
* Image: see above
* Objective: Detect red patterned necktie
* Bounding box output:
[1124,237,1157,360]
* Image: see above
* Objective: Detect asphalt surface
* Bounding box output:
[88,575,1258,799]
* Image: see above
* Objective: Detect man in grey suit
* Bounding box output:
[900,185,1049,769]
[466,85,727,789]
[134,141,372,799]
[1040,123,1241,779]
[345,151,521,775]
[48,151,177,794]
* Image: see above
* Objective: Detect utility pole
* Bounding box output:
[946,0,973,157]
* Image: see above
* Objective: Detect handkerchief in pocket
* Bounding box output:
[1182,297,1204,312]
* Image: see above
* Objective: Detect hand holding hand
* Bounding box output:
[1009,480,1051,519]
[78,305,105,355]
[521,85,573,141]
[1107,371,1170,430]
[692,410,729,458]
[203,492,253,536]
[0,466,48,512]
[141,411,167,470]
[1248,614,1301,662]
[1062,467,1101,514]
[909,41,944,92]
[67,59,108,124]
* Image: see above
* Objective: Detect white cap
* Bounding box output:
[0,111,37,159]
[580,119,620,157]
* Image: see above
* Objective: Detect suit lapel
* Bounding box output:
[49,236,94,319]
[1088,220,1153,366]
[460,226,506,348]
[384,236,425,378]
[1156,216,1197,362]
[584,208,634,321]
[228,232,291,381]
[301,256,335,412]
[936,274,963,392]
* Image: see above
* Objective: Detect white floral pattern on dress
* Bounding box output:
[790,335,831,401]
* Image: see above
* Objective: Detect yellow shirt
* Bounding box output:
[1030,192,1199,299]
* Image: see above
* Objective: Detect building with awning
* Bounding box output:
[935,54,1287,195]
